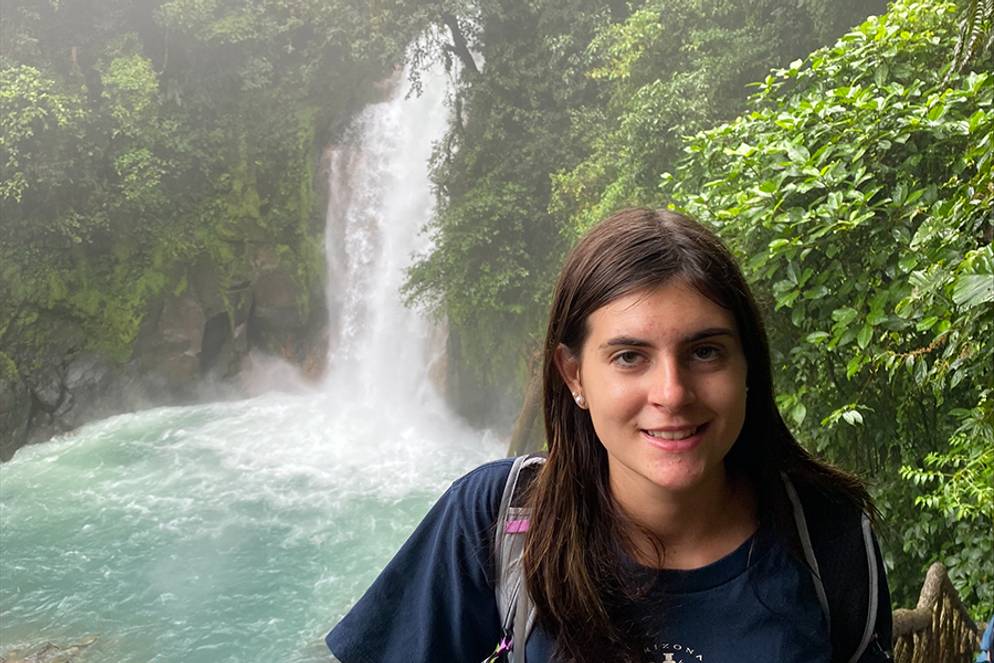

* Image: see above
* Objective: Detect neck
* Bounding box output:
[611,468,757,570]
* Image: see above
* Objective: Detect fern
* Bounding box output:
[948,0,994,80]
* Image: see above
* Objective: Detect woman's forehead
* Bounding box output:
[584,281,738,342]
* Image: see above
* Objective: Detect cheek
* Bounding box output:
[584,376,642,439]
[699,369,746,411]
[588,374,642,416]
[716,379,748,430]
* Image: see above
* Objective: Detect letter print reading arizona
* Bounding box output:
[645,642,705,663]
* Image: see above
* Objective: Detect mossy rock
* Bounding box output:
[0,351,19,382]
[0,355,31,461]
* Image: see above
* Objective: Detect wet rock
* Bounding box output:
[133,293,206,389]
[1,635,97,663]
[188,259,227,318]
[200,311,237,377]
[159,294,206,354]
[1,246,329,459]
[27,365,65,413]
[64,354,111,395]
[0,372,30,462]
[57,354,119,430]
[252,267,305,330]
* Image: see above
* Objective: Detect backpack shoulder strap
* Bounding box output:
[781,474,884,662]
[493,454,545,662]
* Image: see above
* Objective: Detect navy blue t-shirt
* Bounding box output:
[326,459,831,663]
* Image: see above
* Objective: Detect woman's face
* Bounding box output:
[556,279,748,502]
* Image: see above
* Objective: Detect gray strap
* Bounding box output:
[782,473,831,631]
[783,474,881,662]
[495,455,530,629]
[510,582,532,663]
[848,513,878,663]
[494,455,545,653]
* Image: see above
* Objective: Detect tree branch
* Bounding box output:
[440,13,479,76]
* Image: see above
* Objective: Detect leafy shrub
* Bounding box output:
[668,0,992,613]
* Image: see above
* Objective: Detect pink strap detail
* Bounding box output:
[505,518,529,533]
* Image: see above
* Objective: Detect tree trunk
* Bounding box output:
[440,13,479,76]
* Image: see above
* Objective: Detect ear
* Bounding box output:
[554,343,583,396]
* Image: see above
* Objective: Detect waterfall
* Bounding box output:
[324,65,450,411]
[0,61,500,663]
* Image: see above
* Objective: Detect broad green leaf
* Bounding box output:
[831,306,858,325]
[874,63,889,87]
[786,143,810,164]
[952,274,994,308]
[898,253,918,272]
[857,324,873,349]
[842,410,864,426]
[927,101,946,121]
[790,402,807,426]
[847,355,864,378]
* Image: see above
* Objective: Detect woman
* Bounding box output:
[326,208,892,663]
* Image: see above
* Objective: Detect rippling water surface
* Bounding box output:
[1,396,499,662]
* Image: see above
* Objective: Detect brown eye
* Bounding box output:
[612,351,644,367]
[692,346,722,361]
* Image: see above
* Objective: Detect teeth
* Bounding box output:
[645,427,698,441]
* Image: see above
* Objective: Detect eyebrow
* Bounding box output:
[598,327,736,349]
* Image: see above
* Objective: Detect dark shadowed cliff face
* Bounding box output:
[0,240,329,462]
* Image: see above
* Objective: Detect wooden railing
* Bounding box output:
[893,562,981,663]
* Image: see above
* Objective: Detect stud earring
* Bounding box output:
[572,392,587,408]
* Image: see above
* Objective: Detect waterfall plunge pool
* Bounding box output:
[0,394,502,662]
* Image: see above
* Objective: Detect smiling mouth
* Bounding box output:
[642,425,703,441]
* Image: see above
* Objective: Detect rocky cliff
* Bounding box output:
[0,244,328,461]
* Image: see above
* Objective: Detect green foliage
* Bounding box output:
[949,0,994,75]
[406,0,617,403]
[901,393,993,521]
[0,64,85,203]
[0,0,425,371]
[550,0,885,234]
[0,352,18,382]
[408,0,878,411]
[667,0,993,614]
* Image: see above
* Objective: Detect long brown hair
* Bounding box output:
[521,208,871,662]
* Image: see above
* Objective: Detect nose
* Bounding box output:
[648,357,695,410]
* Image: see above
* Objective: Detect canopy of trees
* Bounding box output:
[405,0,885,417]
[0,0,422,374]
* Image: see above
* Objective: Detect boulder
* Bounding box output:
[26,364,66,413]
[58,353,118,430]
[252,267,305,330]
[159,294,206,355]
[133,293,206,390]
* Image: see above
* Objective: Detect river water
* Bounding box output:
[0,62,502,662]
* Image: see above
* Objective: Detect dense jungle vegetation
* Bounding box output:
[1,0,429,388]
[2,0,991,616]
[404,0,992,615]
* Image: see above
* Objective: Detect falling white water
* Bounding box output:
[0,61,501,663]
[324,64,451,411]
